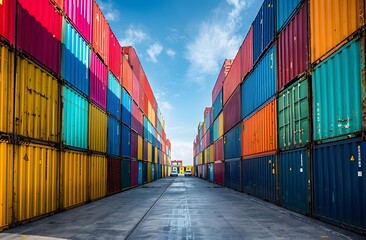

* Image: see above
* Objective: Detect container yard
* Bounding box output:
[1,0,366,239]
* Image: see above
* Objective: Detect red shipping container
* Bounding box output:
[131,159,138,187]
[0,0,15,44]
[277,3,308,91]
[212,59,232,104]
[143,92,149,115]
[109,29,122,81]
[131,131,138,159]
[223,86,241,134]
[215,137,224,161]
[122,55,133,95]
[64,0,92,43]
[107,157,121,195]
[17,0,62,76]
[90,51,107,109]
[92,1,109,64]
[214,161,224,185]
[240,26,253,81]
[122,46,142,82]
[132,73,140,105]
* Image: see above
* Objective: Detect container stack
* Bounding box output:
[193,0,366,234]
[0,0,171,231]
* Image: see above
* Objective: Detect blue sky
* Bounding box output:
[97,0,263,165]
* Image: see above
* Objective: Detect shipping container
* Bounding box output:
[138,135,143,160]
[121,56,133,96]
[147,162,152,182]
[212,90,222,122]
[224,159,241,191]
[109,29,121,81]
[0,45,13,135]
[242,44,276,119]
[14,56,60,142]
[138,161,142,185]
[212,59,232,104]
[121,125,131,158]
[90,51,107,109]
[208,163,214,182]
[313,138,366,232]
[107,157,121,195]
[215,137,224,161]
[0,142,12,231]
[62,86,88,149]
[223,87,241,134]
[242,99,277,158]
[130,159,138,187]
[131,131,138,159]
[107,116,121,157]
[278,77,310,150]
[240,26,254,81]
[277,3,308,91]
[122,88,132,127]
[313,39,364,142]
[121,159,131,190]
[253,0,275,64]
[17,0,62,76]
[107,71,121,120]
[224,124,242,160]
[92,1,109,63]
[147,142,152,162]
[0,0,15,44]
[310,0,365,64]
[122,46,142,83]
[242,155,277,203]
[64,0,92,43]
[276,0,302,32]
[62,18,90,96]
[132,74,140,105]
[88,103,107,153]
[213,161,224,185]
[89,155,107,201]
[142,161,147,183]
[279,148,309,214]
[61,150,88,209]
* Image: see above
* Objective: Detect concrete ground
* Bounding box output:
[0,177,365,240]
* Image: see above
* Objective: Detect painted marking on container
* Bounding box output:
[358,171,363,177]
[350,155,355,161]
[358,145,362,168]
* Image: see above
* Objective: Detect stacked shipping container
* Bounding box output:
[193,0,366,234]
[0,0,171,231]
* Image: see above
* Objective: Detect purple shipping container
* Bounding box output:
[131,160,138,187]
[223,86,241,134]
[90,51,107,109]
[107,157,121,195]
[64,0,92,43]
[214,161,224,185]
[131,131,138,159]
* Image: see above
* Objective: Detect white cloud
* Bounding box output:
[171,140,194,166]
[166,49,176,57]
[119,25,148,47]
[147,43,163,63]
[97,0,120,22]
[160,101,173,112]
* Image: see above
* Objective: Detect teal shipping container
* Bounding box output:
[107,71,121,120]
[224,159,241,191]
[61,18,90,96]
[313,38,365,142]
[212,90,222,121]
[107,116,121,157]
[121,159,131,190]
[213,118,219,142]
[209,163,214,182]
[122,88,132,127]
[62,86,88,149]
[138,161,143,185]
[276,0,302,32]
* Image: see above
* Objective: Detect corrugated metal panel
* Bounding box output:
[212,89,222,121]
[223,87,241,134]
[253,0,275,64]
[108,29,121,82]
[107,71,121,120]
[213,161,224,185]
[15,57,60,142]
[61,150,88,209]
[142,161,147,184]
[0,45,13,135]
[121,159,131,190]
[62,18,90,96]
[107,116,121,157]
[276,0,302,32]
[0,143,12,230]
[130,159,138,187]
[277,3,308,91]
[242,155,277,203]
[224,124,242,160]
[223,49,240,104]
[89,155,107,200]
[137,135,143,160]
[242,99,277,158]
[208,163,214,182]
[218,112,223,138]
[147,142,152,162]
[313,39,364,142]
[143,138,148,161]
[121,125,131,158]
[122,46,142,84]
[132,74,140,105]
[209,144,215,163]
[64,0,92,43]
[278,77,310,150]
[242,45,276,119]
[90,51,107,109]
[313,138,366,232]
[62,86,88,149]
[279,148,309,214]
[212,60,232,104]
[131,131,138,159]
[122,88,132,127]
[88,103,107,153]
[92,1,109,64]
[310,0,365,64]
[107,157,121,195]
[215,137,224,161]
[17,0,62,76]
[224,159,241,191]
[147,162,152,182]
[122,56,133,96]
[0,0,15,44]
[240,26,253,81]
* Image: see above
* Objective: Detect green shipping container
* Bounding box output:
[278,77,310,150]
[121,159,131,190]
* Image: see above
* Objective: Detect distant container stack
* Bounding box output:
[193,0,366,234]
[0,0,171,232]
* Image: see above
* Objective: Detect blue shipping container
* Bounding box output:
[213,118,219,142]
[121,125,131,157]
[61,18,90,96]
[107,116,121,156]
[212,89,222,121]
[242,44,276,119]
[313,137,366,232]
[62,86,88,149]
[209,163,214,182]
[152,164,155,181]
[138,161,143,185]
[280,148,309,214]
[122,88,132,126]
[224,159,241,191]
[107,71,121,120]
[224,124,242,160]
[276,0,302,32]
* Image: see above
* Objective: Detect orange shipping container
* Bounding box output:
[122,56,133,95]
[92,1,109,64]
[242,99,277,158]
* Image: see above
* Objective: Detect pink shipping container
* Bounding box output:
[92,1,109,64]
[223,86,241,134]
[240,26,253,81]
[64,0,92,43]
[109,29,122,81]
[132,101,143,135]
[212,59,232,104]
[277,3,308,91]
[131,131,138,159]
[132,73,140,105]
[90,51,107,109]
[0,0,15,44]
[17,0,62,76]
[215,137,224,161]
[131,160,138,187]
[214,161,224,185]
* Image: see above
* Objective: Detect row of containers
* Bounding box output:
[193,0,366,234]
[0,0,172,232]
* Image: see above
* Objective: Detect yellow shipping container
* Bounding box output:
[310,0,365,63]
[147,142,152,162]
[218,112,223,137]
[0,142,13,231]
[137,135,143,160]
[14,56,60,142]
[204,148,209,164]
[0,46,14,135]
[88,103,107,153]
[147,162,152,182]
[199,152,203,165]
[61,150,88,209]
[89,155,107,201]
[13,143,58,223]
[154,146,158,164]
[210,144,215,163]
